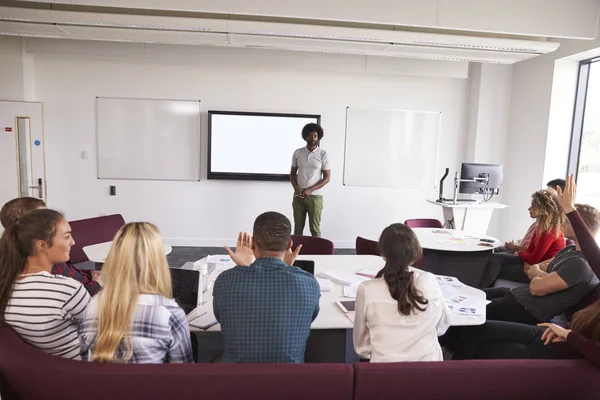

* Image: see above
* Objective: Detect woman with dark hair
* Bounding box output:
[0,209,90,360]
[353,223,451,362]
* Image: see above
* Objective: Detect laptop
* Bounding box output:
[170,262,217,315]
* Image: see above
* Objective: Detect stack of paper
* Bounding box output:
[343,285,358,298]
[316,278,333,292]
[317,270,369,286]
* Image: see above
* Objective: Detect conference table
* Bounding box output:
[82,241,172,269]
[412,228,502,288]
[188,254,486,363]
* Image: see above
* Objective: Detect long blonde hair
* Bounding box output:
[531,189,565,237]
[92,222,173,363]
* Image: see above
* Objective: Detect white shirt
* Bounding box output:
[5,271,91,360]
[291,147,330,196]
[353,270,451,363]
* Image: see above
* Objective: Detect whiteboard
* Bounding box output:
[343,107,441,188]
[96,97,201,181]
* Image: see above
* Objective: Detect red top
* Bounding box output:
[564,211,600,367]
[517,228,565,265]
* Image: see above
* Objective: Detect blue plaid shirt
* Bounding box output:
[79,294,193,364]
[213,258,320,363]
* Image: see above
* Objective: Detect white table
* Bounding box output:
[188,254,485,363]
[426,199,508,234]
[413,228,501,288]
[190,254,485,332]
[82,241,173,264]
[413,228,501,252]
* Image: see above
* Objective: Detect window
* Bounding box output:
[569,57,600,210]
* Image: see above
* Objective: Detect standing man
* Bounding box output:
[290,123,331,237]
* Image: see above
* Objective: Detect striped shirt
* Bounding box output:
[79,294,193,364]
[5,271,91,360]
[213,257,321,363]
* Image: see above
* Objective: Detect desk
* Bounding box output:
[189,254,485,363]
[426,199,507,234]
[413,228,500,288]
[83,241,173,265]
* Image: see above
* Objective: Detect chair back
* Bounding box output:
[355,237,379,256]
[404,218,443,229]
[291,235,335,255]
[69,214,126,263]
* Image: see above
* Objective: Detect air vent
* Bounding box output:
[413,41,542,54]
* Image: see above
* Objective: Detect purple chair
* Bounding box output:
[68,214,126,263]
[291,235,335,255]
[355,237,380,256]
[404,218,444,229]
[403,219,442,269]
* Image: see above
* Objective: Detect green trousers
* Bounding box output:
[292,195,324,237]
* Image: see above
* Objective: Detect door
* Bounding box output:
[0,101,46,208]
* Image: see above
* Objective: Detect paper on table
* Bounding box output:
[317,278,333,292]
[449,232,480,240]
[188,304,218,330]
[435,275,464,287]
[317,270,369,286]
[356,269,378,278]
[345,311,355,324]
[439,238,469,245]
[343,285,358,298]
[207,255,232,264]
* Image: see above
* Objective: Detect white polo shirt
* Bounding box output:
[291,146,330,196]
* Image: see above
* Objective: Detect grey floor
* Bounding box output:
[167,246,356,268]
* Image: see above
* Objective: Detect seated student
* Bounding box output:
[483,203,599,325]
[451,176,600,366]
[496,178,565,255]
[0,209,91,360]
[486,189,566,285]
[353,224,451,362]
[0,197,102,296]
[214,211,319,363]
[79,222,192,363]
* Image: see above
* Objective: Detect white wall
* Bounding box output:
[29,42,470,247]
[0,36,25,100]
[503,36,600,241]
[464,63,513,238]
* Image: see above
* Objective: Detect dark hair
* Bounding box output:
[253,212,292,252]
[575,203,600,236]
[547,178,566,191]
[0,209,64,324]
[0,197,46,229]
[375,224,428,316]
[301,123,324,140]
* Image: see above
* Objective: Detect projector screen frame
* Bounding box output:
[207,110,322,182]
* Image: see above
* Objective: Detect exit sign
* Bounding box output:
[5,127,12,132]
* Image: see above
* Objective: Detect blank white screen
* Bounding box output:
[210,113,318,175]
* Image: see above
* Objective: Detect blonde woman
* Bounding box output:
[79,222,193,363]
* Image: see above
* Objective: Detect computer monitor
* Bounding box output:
[459,163,503,195]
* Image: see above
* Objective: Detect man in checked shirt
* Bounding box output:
[1,197,102,296]
[214,211,321,363]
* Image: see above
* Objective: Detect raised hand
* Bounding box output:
[284,244,303,266]
[556,175,576,213]
[224,232,255,267]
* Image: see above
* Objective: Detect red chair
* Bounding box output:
[68,214,126,263]
[404,218,443,229]
[355,237,380,256]
[291,235,335,255]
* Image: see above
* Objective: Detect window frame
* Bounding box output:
[568,56,600,179]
